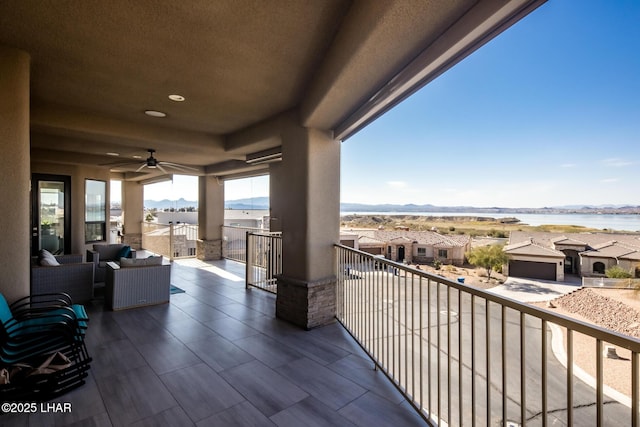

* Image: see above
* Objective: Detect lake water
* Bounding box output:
[340,211,640,232]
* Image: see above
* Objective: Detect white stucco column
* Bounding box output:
[0,47,30,302]
[273,125,340,329]
[122,181,144,249]
[197,175,224,260]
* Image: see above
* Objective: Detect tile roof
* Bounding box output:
[581,240,640,260]
[358,235,386,245]
[509,231,640,252]
[351,230,470,247]
[550,236,589,246]
[503,240,565,258]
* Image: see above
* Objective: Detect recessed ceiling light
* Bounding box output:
[168,94,185,102]
[145,110,166,118]
[106,152,119,156]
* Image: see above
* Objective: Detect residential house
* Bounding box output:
[224,209,270,229]
[504,231,640,281]
[341,230,471,266]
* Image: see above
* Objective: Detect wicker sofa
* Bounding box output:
[86,244,136,283]
[31,254,95,303]
[104,257,171,310]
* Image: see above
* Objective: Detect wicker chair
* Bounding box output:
[86,244,136,283]
[31,254,94,304]
[104,258,171,310]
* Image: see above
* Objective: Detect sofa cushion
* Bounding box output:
[38,249,60,266]
[117,245,132,259]
[120,256,163,268]
[119,258,142,268]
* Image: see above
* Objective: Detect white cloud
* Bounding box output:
[560,163,576,168]
[602,158,634,167]
[386,181,408,188]
[600,178,619,183]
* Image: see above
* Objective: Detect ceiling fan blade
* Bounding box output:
[160,161,199,171]
[135,164,147,172]
[156,164,168,174]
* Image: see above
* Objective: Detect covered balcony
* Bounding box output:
[0,0,547,335]
[8,1,640,426]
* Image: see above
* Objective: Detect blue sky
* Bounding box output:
[139,1,639,208]
[342,0,639,208]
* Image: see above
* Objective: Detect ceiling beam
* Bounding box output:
[31,105,225,155]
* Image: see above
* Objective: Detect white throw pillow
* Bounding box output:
[38,249,60,266]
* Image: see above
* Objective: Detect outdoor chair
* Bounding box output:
[0,293,88,364]
[87,243,136,283]
[31,253,95,303]
[0,293,91,401]
[105,257,170,310]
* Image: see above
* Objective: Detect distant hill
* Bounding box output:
[225,197,269,210]
[143,196,271,210]
[144,198,198,209]
[340,202,640,214]
[143,197,640,214]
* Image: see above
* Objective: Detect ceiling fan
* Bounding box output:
[107,149,198,174]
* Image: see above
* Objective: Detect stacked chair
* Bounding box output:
[0,293,91,402]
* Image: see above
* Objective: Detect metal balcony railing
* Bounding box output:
[335,244,640,426]
[221,225,263,263]
[245,231,282,293]
[141,222,198,260]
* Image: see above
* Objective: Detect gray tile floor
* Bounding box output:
[2,259,427,426]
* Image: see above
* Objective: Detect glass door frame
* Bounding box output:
[31,174,71,255]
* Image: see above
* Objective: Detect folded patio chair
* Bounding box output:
[0,293,92,402]
[0,293,88,364]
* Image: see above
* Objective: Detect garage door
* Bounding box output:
[361,247,382,255]
[509,260,556,281]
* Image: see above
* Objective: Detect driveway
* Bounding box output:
[488,276,582,303]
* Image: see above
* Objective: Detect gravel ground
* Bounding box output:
[552,288,640,339]
[532,288,640,402]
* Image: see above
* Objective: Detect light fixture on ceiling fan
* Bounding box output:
[137,149,198,174]
[105,149,198,174]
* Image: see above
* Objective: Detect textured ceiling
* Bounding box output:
[0,0,545,178]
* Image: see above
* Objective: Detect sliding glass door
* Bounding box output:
[31,174,71,255]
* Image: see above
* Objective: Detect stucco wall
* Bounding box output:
[0,47,30,302]
[581,256,616,277]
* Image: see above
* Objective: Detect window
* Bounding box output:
[438,249,448,258]
[85,179,106,242]
[388,246,392,254]
[593,262,605,274]
[417,247,426,256]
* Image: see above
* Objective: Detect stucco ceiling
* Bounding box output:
[0,0,545,179]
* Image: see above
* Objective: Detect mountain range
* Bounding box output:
[140,197,640,214]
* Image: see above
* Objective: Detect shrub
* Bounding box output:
[605,265,633,278]
[433,259,442,270]
[466,244,509,280]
